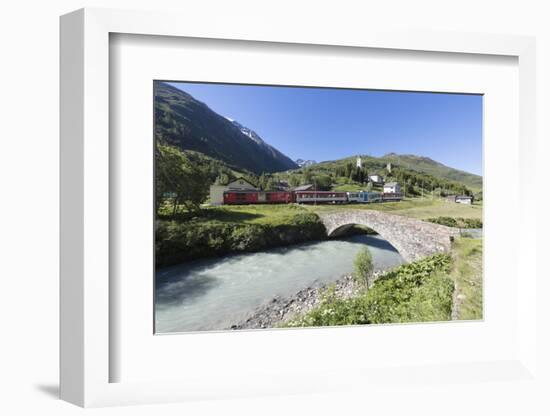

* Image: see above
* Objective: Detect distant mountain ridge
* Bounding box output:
[296,159,317,168]
[154,82,298,174]
[307,152,482,192]
[380,153,482,191]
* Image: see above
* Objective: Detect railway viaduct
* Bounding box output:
[318,210,460,263]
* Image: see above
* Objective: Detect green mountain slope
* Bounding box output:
[380,153,482,191]
[154,82,298,174]
[284,152,482,195]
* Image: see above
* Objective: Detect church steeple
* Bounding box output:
[356,156,362,169]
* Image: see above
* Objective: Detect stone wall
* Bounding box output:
[319,210,460,262]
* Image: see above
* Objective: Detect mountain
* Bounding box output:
[380,153,482,191]
[295,159,317,168]
[296,152,482,193]
[154,82,298,174]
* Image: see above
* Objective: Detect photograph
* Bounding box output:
[154,80,483,334]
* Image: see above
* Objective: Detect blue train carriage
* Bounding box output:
[346,191,381,203]
[365,191,382,202]
[346,191,362,203]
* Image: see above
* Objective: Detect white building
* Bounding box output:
[369,174,384,184]
[209,178,258,205]
[293,184,314,191]
[455,195,473,205]
[383,182,401,193]
[356,156,362,168]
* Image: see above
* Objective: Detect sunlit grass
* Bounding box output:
[304,197,482,221]
[449,237,483,320]
[283,252,454,327]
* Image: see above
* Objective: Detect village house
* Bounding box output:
[446,195,474,205]
[368,174,384,185]
[383,182,401,194]
[209,177,258,205]
[455,195,474,205]
[292,184,314,191]
[272,180,290,191]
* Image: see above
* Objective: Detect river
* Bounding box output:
[155,234,404,333]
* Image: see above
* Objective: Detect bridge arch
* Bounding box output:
[318,210,459,263]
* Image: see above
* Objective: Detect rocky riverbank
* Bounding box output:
[230,271,383,330]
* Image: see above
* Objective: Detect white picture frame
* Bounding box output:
[60,7,538,408]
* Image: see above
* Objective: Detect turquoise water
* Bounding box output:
[155,234,404,333]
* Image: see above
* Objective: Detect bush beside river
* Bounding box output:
[156,205,327,268]
[232,235,485,330]
[282,253,454,327]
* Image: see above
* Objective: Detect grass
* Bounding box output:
[426,216,483,228]
[160,203,312,225]
[156,204,327,267]
[203,204,311,225]
[282,236,483,327]
[283,253,454,327]
[332,183,366,192]
[304,197,482,221]
[449,237,483,320]
[332,183,384,192]
[157,199,483,271]
[163,196,482,224]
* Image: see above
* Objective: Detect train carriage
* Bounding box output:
[365,191,382,202]
[222,188,401,205]
[294,191,347,204]
[380,192,403,201]
[223,190,258,205]
[223,190,293,205]
[264,191,294,204]
[346,191,382,203]
[346,192,362,203]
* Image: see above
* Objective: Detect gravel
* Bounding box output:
[229,271,383,330]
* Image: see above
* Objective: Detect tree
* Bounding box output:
[156,144,210,217]
[258,172,268,190]
[349,169,356,183]
[265,177,277,191]
[314,175,332,191]
[344,163,353,178]
[242,174,259,188]
[215,173,230,185]
[289,175,301,187]
[302,169,313,185]
[357,167,365,183]
[474,190,483,201]
[405,183,415,196]
[354,247,374,288]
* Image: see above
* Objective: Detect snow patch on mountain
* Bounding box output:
[296,159,317,167]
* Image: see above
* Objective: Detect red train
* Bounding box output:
[222,190,402,205]
[223,190,293,205]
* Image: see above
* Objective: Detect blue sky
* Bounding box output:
[168,82,483,175]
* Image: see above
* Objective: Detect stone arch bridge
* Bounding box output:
[318,210,460,263]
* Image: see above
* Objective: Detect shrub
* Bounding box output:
[155,209,327,268]
[427,217,482,229]
[285,253,453,327]
[354,247,374,285]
